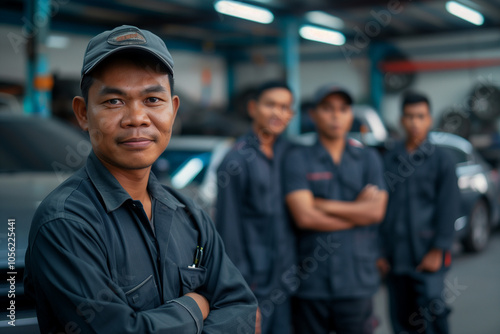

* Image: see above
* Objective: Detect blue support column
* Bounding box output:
[368,42,390,115]
[24,0,52,117]
[23,0,35,114]
[281,17,301,137]
[226,56,235,111]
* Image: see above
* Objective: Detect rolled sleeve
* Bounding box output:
[170,296,204,334]
[283,147,309,195]
[364,148,387,191]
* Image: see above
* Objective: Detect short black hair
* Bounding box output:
[80,50,174,105]
[402,91,431,114]
[253,81,293,101]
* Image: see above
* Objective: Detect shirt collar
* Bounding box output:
[245,129,287,152]
[392,138,432,159]
[314,137,361,163]
[85,151,184,212]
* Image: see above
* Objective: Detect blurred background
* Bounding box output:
[1,0,500,333]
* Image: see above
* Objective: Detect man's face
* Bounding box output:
[310,93,353,140]
[401,102,432,144]
[248,87,294,136]
[74,58,179,170]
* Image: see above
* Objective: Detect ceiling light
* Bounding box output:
[46,35,70,49]
[305,11,344,30]
[299,25,345,46]
[214,0,274,24]
[446,1,484,26]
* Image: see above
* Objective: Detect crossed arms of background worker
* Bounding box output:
[286,185,388,232]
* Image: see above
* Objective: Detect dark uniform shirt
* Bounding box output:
[283,139,385,300]
[380,140,460,271]
[24,151,257,334]
[215,131,296,297]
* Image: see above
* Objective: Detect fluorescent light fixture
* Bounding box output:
[214,0,274,24]
[299,25,345,46]
[446,1,484,26]
[305,11,344,30]
[46,35,70,49]
[171,158,204,189]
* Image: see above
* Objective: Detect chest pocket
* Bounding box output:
[178,266,207,295]
[339,162,364,201]
[123,274,159,311]
[307,171,334,198]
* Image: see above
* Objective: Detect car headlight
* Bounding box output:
[458,174,488,193]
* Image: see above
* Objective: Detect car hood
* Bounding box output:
[0,172,72,269]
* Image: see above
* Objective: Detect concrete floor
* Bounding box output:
[374,231,500,334]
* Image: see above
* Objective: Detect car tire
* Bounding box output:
[462,199,490,252]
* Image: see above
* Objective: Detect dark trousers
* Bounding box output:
[387,272,450,334]
[257,294,292,334]
[292,296,375,334]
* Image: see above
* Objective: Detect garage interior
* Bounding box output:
[1,0,500,333]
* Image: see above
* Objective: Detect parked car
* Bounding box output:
[428,131,500,252]
[0,114,90,333]
[350,105,389,147]
[152,136,234,218]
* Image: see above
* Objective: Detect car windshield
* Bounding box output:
[153,150,211,188]
[437,146,468,165]
[0,117,89,172]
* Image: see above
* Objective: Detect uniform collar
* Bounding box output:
[392,138,433,159]
[244,129,287,153]
[85,151,184,213]
[314,137,362,163]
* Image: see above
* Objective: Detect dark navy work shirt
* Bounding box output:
[283,139,386,300]
[215,131,297,297]
[24,151,257,334]
[380,140,460,271]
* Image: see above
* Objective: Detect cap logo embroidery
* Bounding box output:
[108,29,147,45]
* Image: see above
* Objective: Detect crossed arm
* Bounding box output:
[314,184,388,226]
[286,184,388,232]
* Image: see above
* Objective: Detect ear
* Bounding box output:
[73,96,89,131]
[247,99,257,119]
[171,94,180,120]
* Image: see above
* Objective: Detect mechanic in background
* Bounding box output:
[283,85,388,334]
[216,81,296,334]
[378,91,460,334]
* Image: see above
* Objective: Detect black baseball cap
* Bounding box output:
[314,84,353,106]
[80,25,174,88]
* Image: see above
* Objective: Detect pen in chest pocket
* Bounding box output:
[189,245,204,268]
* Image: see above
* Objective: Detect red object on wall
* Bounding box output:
[379,59,500,73]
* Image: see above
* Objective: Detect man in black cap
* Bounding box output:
[283,84,388,334]
[24,25,257,334]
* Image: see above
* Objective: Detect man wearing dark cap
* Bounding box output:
[283,85,388,333]
[378,91,459,334]
[24,25,257,334]
[215,81,296,334]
